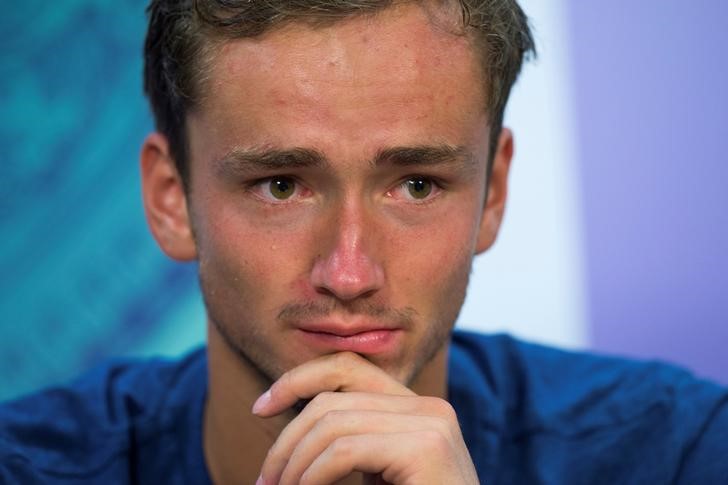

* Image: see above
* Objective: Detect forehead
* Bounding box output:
[191,3,487,160]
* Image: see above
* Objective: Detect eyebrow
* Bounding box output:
[214,144,474,177]
[373,145,474,169]
[214,146,327,177]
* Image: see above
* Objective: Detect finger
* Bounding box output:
[252,351,415,417]
[261,393,455,484]
[277,410,453,485]
[298,431,464,485]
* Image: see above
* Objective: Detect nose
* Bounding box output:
[310,201,385,301]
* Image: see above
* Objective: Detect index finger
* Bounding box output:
[252,351,415,417]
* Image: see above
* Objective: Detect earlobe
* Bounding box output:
[140,133,197,261]
[475,128,513,254]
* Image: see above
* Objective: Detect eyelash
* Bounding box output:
[387,175,444,204]
[244,175,445,205]
[245,176,311,204]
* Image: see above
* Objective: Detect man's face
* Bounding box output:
[184,4,497,385]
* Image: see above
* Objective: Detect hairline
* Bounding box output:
[159,0,527,190]
[188,2,490,118]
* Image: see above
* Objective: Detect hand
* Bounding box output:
[253,352,479,485]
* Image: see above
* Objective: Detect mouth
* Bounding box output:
[295,322,403,354]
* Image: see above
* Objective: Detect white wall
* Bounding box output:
[456,0,588,349]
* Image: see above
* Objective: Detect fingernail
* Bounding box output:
[252,389,271,415]
[255,475,264,485]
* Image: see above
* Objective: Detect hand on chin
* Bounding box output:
[252,352,479,485]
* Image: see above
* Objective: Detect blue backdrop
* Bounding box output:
[0,1,202,401]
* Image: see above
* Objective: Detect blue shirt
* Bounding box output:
[1,331,727,484]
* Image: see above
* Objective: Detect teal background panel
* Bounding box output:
[0,1,206,401]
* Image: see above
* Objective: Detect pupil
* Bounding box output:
[276,180,290,192]
[408,178,431,198]
[271,178,293,199]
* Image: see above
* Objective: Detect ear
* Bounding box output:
[475,127,514,254]
[140,133,197,261]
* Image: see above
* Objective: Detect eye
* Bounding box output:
[268,177,296,200]
[406,177,433,199]
[247,175,311,203]
[387,175,443,204]
[387,176,440,203]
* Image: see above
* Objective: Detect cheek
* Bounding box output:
[195,206,315,307]
[388,209,480,299]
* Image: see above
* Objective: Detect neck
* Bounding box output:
[203,322,449,485]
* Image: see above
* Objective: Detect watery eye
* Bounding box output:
[268,177,296,200]
[406,177,433,199]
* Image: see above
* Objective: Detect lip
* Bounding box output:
[297,320,401,337]
[295,324,402,354]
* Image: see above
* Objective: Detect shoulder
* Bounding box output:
[449,330,728,484]
[0,348,207,483]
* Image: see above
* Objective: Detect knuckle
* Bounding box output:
[320,409,345,426]
[322,370,343,390]
[425,396,457,419]
[282,366,295,385]
[277,368,296,395]
[265,437,285,460]
[334,350,358,364]
[331,351,349,368]
[332,351,358,375]
[308,390,336,413]
[421,428,450,454]
[433,415,453,437]
[329,436,355,460]
[313,390,337,404]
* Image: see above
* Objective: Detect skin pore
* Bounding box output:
[141,3,513,484]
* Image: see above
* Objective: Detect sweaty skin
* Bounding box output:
[140,3,513,484]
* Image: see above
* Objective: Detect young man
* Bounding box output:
[1,0,726,484]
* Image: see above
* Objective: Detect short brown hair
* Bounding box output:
[143,0,535,185]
